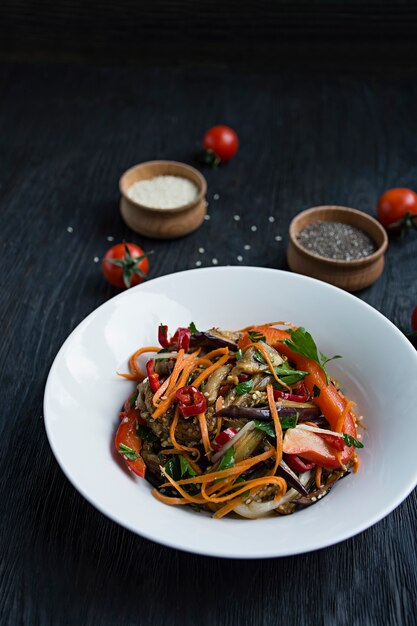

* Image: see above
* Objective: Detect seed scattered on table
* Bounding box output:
[268,216,275,223]
[195,260,202,267]
[213,193,220,200]
[67,226,73,233]
[297,221,376,260]
[106,235,114,242]
[198,247,205,254]
[233,215,241,221]
[212,258,218,265]
[93,256,100,263]
[275,235,282,241]
[237,255,243,262]
[251,225,257,232]
[204,214,211,221]
[244,244,251,250]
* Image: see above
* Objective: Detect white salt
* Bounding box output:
[127,175,198,210]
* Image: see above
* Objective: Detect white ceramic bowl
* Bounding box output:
[44,267,417,558]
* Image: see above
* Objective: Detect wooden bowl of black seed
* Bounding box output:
[287,206,388,291]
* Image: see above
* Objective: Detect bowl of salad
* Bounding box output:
[44,267,417,558]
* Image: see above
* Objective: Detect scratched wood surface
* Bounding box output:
[1,62,417,625]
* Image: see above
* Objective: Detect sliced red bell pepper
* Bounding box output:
[283,427,341,469]
[284,453,316,472]
[238,325,358,466]
[319,433,344,451]
[146,359,160,393]
[158,324,191,352]
[211,427,238,452]
[115,413,146,477]
[175,385,207,418]
[273,382,310,403]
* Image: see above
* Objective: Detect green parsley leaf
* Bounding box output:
[273,365,309,386]
[129,390,139,408]
[215,445,235,482]
[163,456,181,481]
[235,379,254,395]
[189,321,199,334]
[236,349,244,360]
[280,413,299,430]
[179,455,197,477]
[136,424,158,442]
[254,420,275,437]
[253,350,266,364]
[342,433,364,449]
[282,327,342,384]
[313,384,321,398]
[248,331,266,343]
[118,443,138,461]
[200,381,205,391]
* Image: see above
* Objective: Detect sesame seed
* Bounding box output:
[233,215,241,221]
[67,226,73,233]
[213,193,220,200]
[251,225,257,232]
[237,255,243,262]
[204,214,211,221]
[244,244,251,250]
[195,260,202,267]
[93,256,99,263]
[268,216,275,222]
[275,235,282,241]
[212,258,218,265]
[198,247,205,253]
[107,236,114,242]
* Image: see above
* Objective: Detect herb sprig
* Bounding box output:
[282,327,341,384]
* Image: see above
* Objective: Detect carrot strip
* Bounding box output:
[168,406,201,460]
[353,453,360,473]
[197,412,212,458]
[315,465,322,489]
[160,449,275,487]
[335,400,355,433]
[152,375,172,406]
[160,469,206,504]
[215,415,222,438]
[151,489,190,506]
[255,343,291,391]
[213,495,248,519]
[198,347,229,361]
[203,476,287,504]
[117,346,160,380]
[267,384,283,475]
[192,352,230,389]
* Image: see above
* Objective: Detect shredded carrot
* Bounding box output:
[335,400,355,433]
[198,347,229,361]
[152,375,172,406]
[197,412,212,458]
[160,448,275,488]
[335,450,347,471]
[192,352,230,389]
[117,345,160,380]
[151,489,190,506]
[352,453,360,473]
[266,384,283,475]
[168,406,201,460]
[216,415,222,437]
[315,465,322,489]
[250,342,291,391]
[212,495,248,519]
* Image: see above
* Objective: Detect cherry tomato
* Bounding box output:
[202,125,239,164]
[412,306,417,332]
[102,243,150,289]
[376,188,417,232]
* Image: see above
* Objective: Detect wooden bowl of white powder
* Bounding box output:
[119,161,207,239]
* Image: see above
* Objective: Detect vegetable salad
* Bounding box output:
[115,322,363,519]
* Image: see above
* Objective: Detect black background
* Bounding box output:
[1,2,417,625]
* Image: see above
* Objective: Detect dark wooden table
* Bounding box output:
[1,62,417,626]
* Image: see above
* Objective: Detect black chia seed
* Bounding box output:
[297,221,377,261]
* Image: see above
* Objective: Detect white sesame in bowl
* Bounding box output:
[127,175,199,210]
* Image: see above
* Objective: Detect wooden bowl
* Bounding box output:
[287,206,388,291]
[119,161,207,239]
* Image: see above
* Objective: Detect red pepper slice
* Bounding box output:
[158,324,191,352]
[158,324,170,348]
[146,359,160,393]
[211,427,238,452]
[284,453,316,473]
[115,413,146,477]
[121,393,147,425]
[319,433,345,451]
[273,382,310,403]
[175,385,207,418]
